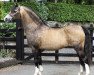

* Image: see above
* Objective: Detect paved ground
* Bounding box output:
[0,48,94,75]
[0,61,94,75]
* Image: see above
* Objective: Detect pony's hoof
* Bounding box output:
[78,72,83,75]
[85,73,90,75]
[38,71,42,75]
[34,67,39,75]
[39,65,43,72]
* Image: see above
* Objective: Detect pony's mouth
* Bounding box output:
[4,14,13,22]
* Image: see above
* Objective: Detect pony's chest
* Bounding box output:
[26,31,41,47]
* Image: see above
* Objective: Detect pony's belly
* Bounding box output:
[40,41,67,50]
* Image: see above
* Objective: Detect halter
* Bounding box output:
[9,6,20,18]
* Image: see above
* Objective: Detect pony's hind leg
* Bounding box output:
[78,56,85,75]
[77,50,90,75]
[78,52,85,75]
[84,55,91,75]
[34,50,43,75]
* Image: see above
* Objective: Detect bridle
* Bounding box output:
[9,6,20,18]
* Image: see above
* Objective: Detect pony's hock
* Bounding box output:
[4,3,92,75]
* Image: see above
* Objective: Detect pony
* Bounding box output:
[4,4,92,75]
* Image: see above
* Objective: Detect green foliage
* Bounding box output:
[1,2,94,22]
[47,3,94,22]
[0,49,15,58]
[0,23,16,37]
[48,0,94,5]
[65,0,75,4]
[1,2,14,20]
[0,49,8,58]
[35,3,49,21]
[0,2,3,19]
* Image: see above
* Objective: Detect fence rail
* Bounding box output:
[0,20,94,62]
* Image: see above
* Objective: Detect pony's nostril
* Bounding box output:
[4,18,8,22]
[5,18,8,21]
[4,18,12,22]
[4,17,8,21]
[4,14,12,22]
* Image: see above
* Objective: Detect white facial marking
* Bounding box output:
[85,63,90,75]
[4,14,12,21]
[39,65,43,72]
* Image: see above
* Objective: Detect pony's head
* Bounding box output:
[4,3,21,22]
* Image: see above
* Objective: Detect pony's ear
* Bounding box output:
[15,3,18,7]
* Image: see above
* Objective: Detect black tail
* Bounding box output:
[82,26,92,65]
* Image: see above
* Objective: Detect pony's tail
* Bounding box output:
[82,26,92,65]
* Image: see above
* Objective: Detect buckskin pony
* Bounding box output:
[4,4,92,75]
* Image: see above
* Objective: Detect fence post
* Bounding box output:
[16,19,24,60]
[55,50,59,63]
[89,24,93,60]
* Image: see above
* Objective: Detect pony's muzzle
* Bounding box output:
[4,14,13,22]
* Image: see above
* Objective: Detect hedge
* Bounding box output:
[47,3,94,22]
[1,2,94,22]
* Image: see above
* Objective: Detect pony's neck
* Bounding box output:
[20,6,46,31]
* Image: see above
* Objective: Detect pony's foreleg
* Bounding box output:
[78,65,84,75]
[34,50,43,75]
[38,50,43,72]
[34,66,40,75]
[34,52,39,75]
[39,65,43,72]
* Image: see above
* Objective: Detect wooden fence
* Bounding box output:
[0,20,24,60]
[0,20,94,62]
